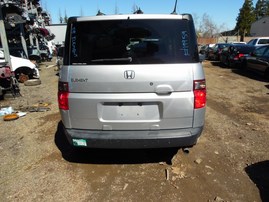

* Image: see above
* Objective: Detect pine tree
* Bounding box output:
[265,0,269,15]
[235,0,256,41]
[255,0,267,19]
[64,10,68,23]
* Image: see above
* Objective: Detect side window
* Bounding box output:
[263,47,269,57]
[254,46,267,56]
[258,39,269,45]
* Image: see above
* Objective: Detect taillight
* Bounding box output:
[194,80,206,109]
[238,53,244,58]
[58,82,69,110]
[234,52,245,60]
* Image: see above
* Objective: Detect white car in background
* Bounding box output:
[0,50,40,82]
[247,37,269,46]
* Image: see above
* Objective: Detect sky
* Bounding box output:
[42,0,259,31]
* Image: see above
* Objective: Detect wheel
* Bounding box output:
[24,79,41,86]
[18,74,29,83]
[15,67,33,82]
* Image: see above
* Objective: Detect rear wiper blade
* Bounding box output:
[91,57,132,62]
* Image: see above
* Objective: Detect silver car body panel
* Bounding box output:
[59,14,206,148]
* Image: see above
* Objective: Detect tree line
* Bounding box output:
[196,0,269,40]
[236,0,269,41]
[57,0,269,41]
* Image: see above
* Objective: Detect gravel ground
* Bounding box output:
[0,59,268,202]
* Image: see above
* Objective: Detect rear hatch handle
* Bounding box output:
[155,84,173,95]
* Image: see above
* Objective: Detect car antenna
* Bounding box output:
[171,0,178,15]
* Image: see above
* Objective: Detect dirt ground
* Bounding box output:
[0,58,269,202]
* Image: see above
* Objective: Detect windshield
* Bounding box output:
[65,19,199,65]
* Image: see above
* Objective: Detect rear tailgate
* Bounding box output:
[61,63,195,130]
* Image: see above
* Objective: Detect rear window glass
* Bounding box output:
[65,19,198,65]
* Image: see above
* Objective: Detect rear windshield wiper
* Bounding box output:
[91,57,132,63]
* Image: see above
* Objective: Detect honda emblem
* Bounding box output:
[124,70,135,79]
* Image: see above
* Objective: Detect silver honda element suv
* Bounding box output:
[58,13,206,149]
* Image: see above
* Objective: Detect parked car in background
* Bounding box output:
[0,50,40,82]
[242,45,269,80]
[199,43,215,60]
[247,37,269,46]
[220,44,255,68]
[207,43,229,61]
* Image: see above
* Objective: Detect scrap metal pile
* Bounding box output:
[1,0,55,61]
[0,0,55,99]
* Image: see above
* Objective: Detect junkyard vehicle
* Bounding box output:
[58,14,206,149]
[0,50,39,82]
[220,44,255,68]
[0,62,20,99]
[199,43,215,60]
[243,45,269,80]
[207,43,229,61]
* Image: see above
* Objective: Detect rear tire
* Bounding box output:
[15,67,34,82]
[18,74,29,83]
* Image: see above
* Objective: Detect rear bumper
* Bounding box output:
[63,127,203,149]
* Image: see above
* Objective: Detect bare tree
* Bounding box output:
[132,3,138,13]
[194,13,228,38]
[200,13,217,37]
